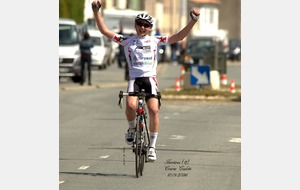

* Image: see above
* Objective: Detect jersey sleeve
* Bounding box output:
[111,34,128,46]
[155,36,169,46]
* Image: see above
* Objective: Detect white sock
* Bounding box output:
[149,132,158,148]
[128,120,135,129]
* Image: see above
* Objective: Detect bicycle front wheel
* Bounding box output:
[135,116,142,178]
[135,146,140,178]
[139,149,145,176]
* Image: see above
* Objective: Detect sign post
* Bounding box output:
[190,65,210,88]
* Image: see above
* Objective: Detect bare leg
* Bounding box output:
[125,96,137,125]
[147,98,159,148]
[147,98,159,132]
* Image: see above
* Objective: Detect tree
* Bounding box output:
[59,0,85,24]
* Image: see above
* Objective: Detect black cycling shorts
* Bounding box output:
[127,77,159,102]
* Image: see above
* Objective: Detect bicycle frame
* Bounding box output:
[135,96,149,177]
[118,89,151,178]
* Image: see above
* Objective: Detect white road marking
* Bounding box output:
[78,166,89,170]
[157,144,167,147]
[229,138,241,143]
[59,181,64,184]
[169,135,185,140]
[164,116,170,119]
[100,155,110,159]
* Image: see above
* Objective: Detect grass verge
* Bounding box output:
[160,84,241,102]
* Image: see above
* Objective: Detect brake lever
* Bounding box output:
[118,98,123,109]
[118,91,124,109]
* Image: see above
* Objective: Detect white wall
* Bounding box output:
[84,0,94,22]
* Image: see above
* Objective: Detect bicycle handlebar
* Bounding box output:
[118,90,161,109]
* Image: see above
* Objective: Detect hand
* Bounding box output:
[191,9,200,16]
[91,0,102,13]
[190,9,200,21]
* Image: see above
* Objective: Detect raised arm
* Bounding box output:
[168,9,200,45]
[91,0,115,39]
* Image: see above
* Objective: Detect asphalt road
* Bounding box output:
[59,61,241,190]
[59,60,241,90]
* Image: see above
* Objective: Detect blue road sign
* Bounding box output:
[190,65,210,85]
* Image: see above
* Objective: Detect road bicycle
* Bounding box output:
[118,89,161,178]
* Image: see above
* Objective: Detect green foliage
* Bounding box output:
[59,0,85,24]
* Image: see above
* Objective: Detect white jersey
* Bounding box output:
[112,34,169,79]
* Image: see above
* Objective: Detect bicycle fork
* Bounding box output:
[132,116,147,155]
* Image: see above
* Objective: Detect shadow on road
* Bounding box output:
[60,171,133,178]
[94,146,223,153]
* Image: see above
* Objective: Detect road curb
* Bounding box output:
[60,82,128,91]
[161,94,241,102]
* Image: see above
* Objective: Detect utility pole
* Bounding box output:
[214,37,219,71]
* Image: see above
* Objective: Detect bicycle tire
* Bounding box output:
[140,151,145,176]
[143,114,150,163]
[140,115,150,175]
[135,116,142,178]
[140,127,147,174]
[135,146,140,178]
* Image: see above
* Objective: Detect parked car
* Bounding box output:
[227,39,241,61]
[103,37,116,66]
[179,37,214,66]
[178,36,227,70]
[59,18,81,82]
[88,29,109,69]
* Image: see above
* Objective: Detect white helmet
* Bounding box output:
[135,13,154,26]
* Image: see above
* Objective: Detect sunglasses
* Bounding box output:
[136,21,151,28]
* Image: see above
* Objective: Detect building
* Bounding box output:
[219,0,241,39]
[84,0,240,40]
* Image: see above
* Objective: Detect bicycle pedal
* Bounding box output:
[142,147,147,154]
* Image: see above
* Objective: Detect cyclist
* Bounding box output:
[91,0,200,161]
